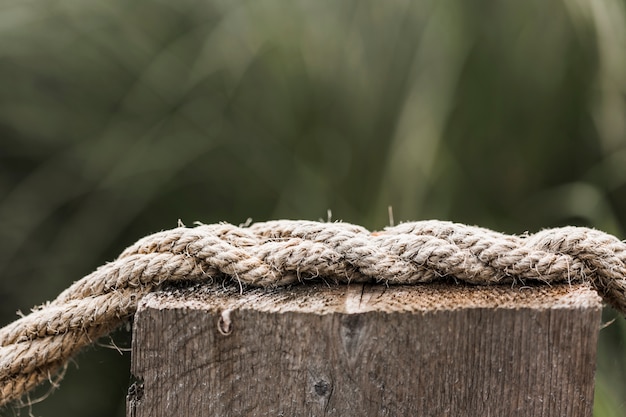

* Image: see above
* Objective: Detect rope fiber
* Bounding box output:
[2,219,626,407]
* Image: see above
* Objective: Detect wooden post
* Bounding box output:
[127,283,602,417]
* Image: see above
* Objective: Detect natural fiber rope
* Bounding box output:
[2,219,626,407]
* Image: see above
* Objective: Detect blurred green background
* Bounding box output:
[1,0,625,415]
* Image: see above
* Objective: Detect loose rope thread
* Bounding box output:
[2,219,626,407]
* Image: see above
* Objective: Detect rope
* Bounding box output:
[2,219,626,407]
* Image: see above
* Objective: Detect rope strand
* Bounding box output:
[2,219,626,407]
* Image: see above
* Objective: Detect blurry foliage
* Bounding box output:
[0,0,625,415]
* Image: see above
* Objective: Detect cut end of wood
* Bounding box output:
[141,282,603,315]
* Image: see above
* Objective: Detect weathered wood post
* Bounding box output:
[127,282,601,417]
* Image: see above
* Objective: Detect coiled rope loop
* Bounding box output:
[2,220,626,406]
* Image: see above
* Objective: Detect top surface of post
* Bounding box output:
[139,281,602,314]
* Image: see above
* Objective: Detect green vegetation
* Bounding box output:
[0,0,625,415]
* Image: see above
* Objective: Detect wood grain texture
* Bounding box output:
[128,283,602,417]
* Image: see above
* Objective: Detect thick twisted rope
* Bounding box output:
[2,219,626,407]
